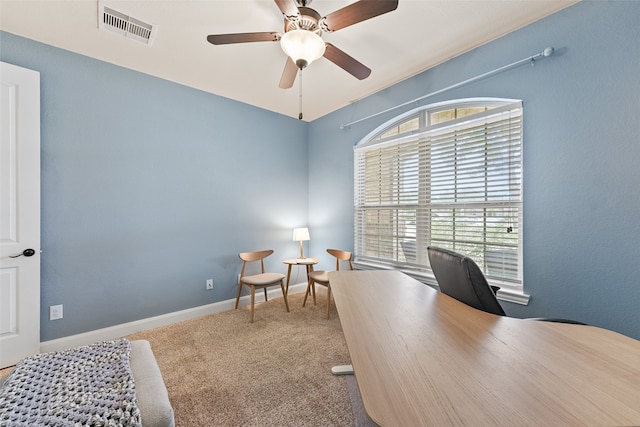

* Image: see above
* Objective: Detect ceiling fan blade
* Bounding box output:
[274,0,300,20]
[323,43,371,80]
[322,0,399,32]
[207,32,280,45]
[279,57,298,89]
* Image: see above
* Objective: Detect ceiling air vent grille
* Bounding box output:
[98,3,157,46]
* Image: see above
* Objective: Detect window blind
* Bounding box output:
[354,101,523,289]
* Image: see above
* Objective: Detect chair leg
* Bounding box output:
[250,286,255,323]
[235,281,243,309]
[264,287,268,301]
[326,285,331,319]
[280,280,290,312]
[312,282,317,305]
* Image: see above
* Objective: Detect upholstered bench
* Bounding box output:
[130,340,175,427]
[0,339,174,427]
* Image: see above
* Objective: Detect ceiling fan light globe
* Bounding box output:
[280,29,326,68]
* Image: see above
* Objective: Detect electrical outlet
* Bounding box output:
[206,279,213,290]
[50,304,63,320]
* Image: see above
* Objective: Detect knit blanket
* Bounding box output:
[0,338,141,426]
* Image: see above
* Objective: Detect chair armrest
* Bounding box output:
[529,317,587,325]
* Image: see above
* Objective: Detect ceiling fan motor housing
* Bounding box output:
[285,7,322,35]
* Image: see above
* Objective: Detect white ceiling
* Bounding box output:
[0,0,577,121]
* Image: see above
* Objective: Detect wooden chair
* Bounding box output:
[236,250,289,323]
[304,249,353,319]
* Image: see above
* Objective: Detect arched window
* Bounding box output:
[354,98,524,296]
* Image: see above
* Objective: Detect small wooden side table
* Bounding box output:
[282,258,318,296]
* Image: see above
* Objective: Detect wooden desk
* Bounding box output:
[329,270,640,426]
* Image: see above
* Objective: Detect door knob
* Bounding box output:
[9,248,36,258]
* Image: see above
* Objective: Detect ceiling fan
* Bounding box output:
[206,0,399,90]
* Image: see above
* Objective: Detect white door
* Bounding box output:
[0,61,41,368]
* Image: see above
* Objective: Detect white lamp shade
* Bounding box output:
[292,227,310,241]
[280,30,326,68]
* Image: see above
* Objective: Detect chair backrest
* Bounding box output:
[239,250,274,277]
[327,249,353,271]
[427,246,506,316]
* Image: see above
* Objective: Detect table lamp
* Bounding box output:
[293,227,310,259]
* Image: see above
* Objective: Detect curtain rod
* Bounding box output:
[340,47,555,130]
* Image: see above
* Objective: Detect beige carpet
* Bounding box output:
[128,292,357,426]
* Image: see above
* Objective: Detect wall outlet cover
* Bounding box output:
[50,304,63,320]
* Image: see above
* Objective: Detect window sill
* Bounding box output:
[353,260,530,306]
[495,288,530,305]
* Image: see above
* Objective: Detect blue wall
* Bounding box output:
[308,0,640,339]
[1,32,308,341]
[2,0,639,342]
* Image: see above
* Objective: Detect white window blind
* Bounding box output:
[354,100,523,291]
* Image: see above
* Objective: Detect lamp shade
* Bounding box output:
[280,30,326,69]
[293,227,310,242]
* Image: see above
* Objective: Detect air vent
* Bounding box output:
[98,2,157,46]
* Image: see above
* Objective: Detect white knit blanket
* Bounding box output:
[0,338,141,426]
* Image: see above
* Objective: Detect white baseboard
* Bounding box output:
[40,282,309,354]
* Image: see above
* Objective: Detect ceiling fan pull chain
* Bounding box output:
[298,69,303,120]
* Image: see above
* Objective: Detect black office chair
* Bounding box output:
[427,246,506,316]
[427,246,586,324]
